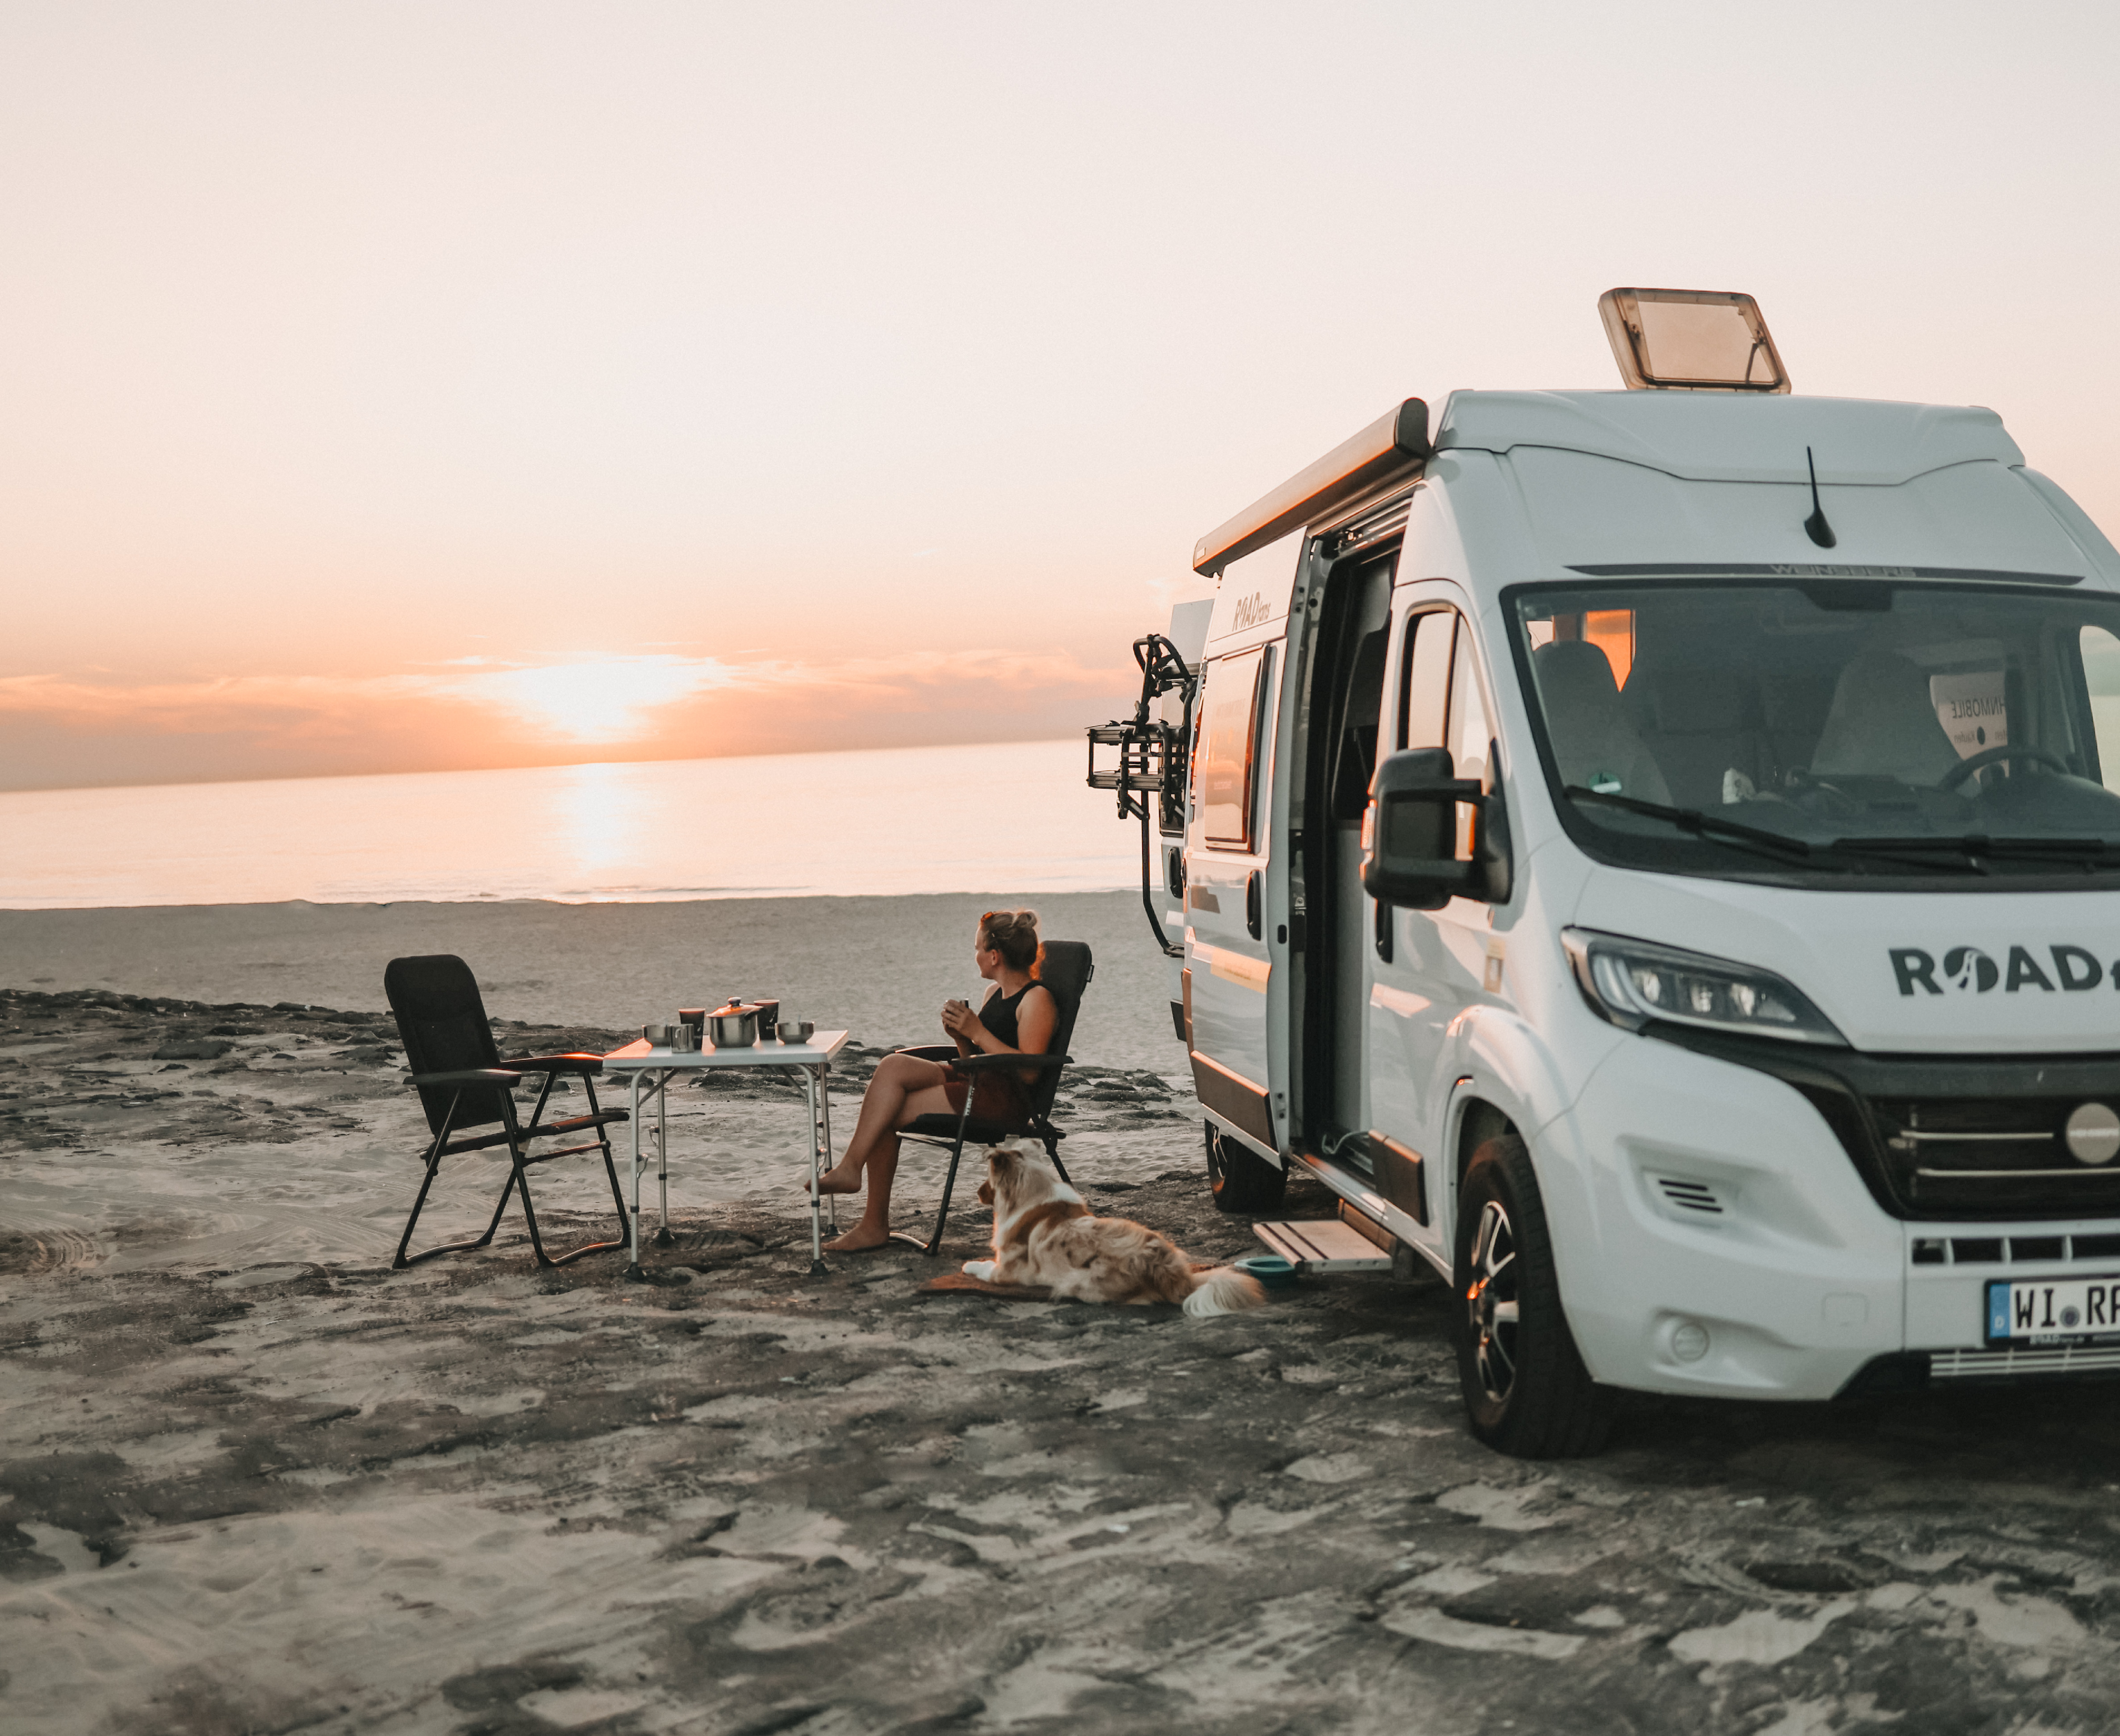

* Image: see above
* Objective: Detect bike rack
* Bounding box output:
[1086,633,1197,958]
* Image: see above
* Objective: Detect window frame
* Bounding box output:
[1197,645,1271,853]
[1397,604,1460,752]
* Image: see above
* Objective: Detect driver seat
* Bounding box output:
[1810,653,1963,785]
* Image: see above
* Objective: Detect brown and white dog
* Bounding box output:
[964,1145,1267,1317]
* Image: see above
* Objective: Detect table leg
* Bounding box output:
[653,1070,674,1247]
[820,1066,837,1234]
[626,1070,644,1279]
[805,1067,827,1277]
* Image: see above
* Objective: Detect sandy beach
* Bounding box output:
[6,902,2120,1732]
[0,892,1179,1068]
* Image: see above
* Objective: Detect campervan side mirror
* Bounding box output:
[1361,749,1511,910]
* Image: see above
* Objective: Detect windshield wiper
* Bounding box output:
[1564,786,1985,875]
[1834,834,2120,869]
[1563,786,1816,860]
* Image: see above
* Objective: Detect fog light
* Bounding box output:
[1670,1321,1711,1363]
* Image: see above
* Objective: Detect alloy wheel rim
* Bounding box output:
[1466,1199,1521,1403]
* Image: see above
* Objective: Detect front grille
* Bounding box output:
[1875,1097,2120,1219]
[1932,1343,2120,1381]
[1913,1232,2120,1265]
[1651,1027,2120,1223]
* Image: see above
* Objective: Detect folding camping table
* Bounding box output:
[602,1031,850,1278]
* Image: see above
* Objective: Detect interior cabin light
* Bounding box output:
[1562,929,1846,1046]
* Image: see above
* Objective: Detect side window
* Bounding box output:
[1200,646,1267,850]
[1449,624,1495,857]
[1398,608,1457,749]
[2082,625,2120,792]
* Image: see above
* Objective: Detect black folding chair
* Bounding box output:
[385,954,631,1270]
[887,940,1092,1256]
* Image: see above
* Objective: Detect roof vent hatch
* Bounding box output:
[1598,288,1790,394]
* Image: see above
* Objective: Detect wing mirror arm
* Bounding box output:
[1360,748,1513,910]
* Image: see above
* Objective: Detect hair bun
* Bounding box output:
[979,908,1042,972]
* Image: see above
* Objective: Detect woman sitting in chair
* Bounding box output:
[814,908,1057,1252]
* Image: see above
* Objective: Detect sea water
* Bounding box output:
[0,739,1143,908]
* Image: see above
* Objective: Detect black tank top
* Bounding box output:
[978,982,1051,1051]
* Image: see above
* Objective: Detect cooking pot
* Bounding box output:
[706,1003,758,1048]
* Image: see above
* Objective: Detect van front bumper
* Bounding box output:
[1532,1035,1898,1399]
[1531,1034,2120,1400]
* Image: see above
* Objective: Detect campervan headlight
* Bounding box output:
[1561,929,1847,1047]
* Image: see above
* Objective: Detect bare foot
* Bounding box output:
[823,1223,893,1252]
[805,1166,862,1196]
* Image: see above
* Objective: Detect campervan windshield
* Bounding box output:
[1508,579,2120,888]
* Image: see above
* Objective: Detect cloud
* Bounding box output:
[0,649,1136,790]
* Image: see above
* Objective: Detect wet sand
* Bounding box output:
[7,917,2120,1731]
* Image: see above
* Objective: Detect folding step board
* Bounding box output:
[1253,1217,1394,1273]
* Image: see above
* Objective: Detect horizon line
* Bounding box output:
[0,731,1092,801]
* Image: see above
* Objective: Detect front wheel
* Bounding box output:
[1206,1124,1287,1213]
[1453,1135,1614,1458]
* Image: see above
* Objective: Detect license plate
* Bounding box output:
[1985,1274,2120,1347]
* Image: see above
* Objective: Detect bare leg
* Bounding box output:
[816,1055,954,1250]
[824,1132,900,1251]
[812,1055,948,1193]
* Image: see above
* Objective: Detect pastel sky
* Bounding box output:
[4,0,2117,790]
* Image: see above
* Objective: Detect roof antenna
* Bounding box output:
[1803,447,1836,549]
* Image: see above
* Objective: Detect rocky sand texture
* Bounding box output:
[7,992,2120,1732]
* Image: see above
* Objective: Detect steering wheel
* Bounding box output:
[1937,745,2071,790]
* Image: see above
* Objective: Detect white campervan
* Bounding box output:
[1090,290,2120,1457]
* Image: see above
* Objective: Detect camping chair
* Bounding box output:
[887,940,1093,1256]
[385,954,631,1270]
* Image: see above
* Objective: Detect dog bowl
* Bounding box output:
[776,1020,814,1045]
[1235,1254,1297,1291]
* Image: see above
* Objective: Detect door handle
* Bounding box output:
[1245,870,1263,940]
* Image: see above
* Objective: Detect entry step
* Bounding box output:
[1252,1218,1394,1273]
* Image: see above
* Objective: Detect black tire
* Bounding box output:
[1453,1135,1615,1458]
[1206,1124,1287,1213]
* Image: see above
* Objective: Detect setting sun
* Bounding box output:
[456,656,732,745]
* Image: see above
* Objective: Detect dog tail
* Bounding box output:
[1183,1265,1269,1318]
